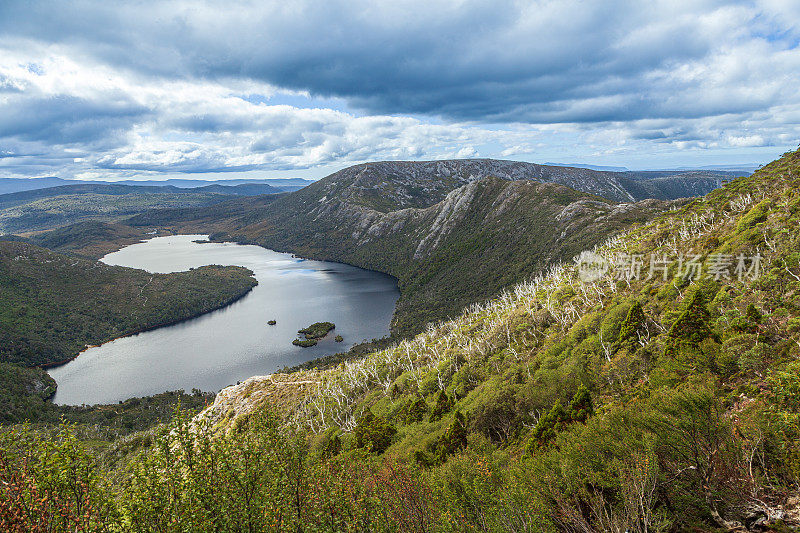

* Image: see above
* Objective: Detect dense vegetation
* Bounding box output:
[299,321,336,339]
[29,220,151,259]
[0,361,213,430]
[0,241,257,366]
[292,322,337,347]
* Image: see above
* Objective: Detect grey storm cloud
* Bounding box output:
[1,0,796,123]
[0,94,148,145]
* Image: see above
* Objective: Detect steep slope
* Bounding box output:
[0,240,257,366]
[193,148,800,530]
[133,176,677,334]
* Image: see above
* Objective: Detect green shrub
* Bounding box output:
[736,199,771,231]
[470,387,522,443]
[320,429,342,459]
[436,411,468,462]
[746,303,763,323]
[429,390,454,422]
[739,343,769,374]
[354,411,396,454]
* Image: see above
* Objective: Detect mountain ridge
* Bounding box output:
[0,176,311,195]
[130,162,684,334]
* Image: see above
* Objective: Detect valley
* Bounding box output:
[126,160,725,334]
[48,235,398,405]
[2,4,796,530]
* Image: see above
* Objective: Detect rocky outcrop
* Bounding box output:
[197,373,320,430]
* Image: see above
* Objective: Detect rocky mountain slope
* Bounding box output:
[266,159,735,211]
[132,172,679,334]
[128,158,725,333]
[188,148,800,531]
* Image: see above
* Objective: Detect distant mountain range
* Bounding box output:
[544,162,759,173]
[0,162,751,196]
[0,182,287,233]
[0,177,313,195]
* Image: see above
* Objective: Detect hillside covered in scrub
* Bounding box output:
[0,182,288,234]
[1,150,798,531]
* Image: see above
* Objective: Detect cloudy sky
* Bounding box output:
[1,0,799,181]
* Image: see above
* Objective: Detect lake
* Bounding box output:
[49,235,399,405]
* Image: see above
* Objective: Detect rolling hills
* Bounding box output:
[0,182,285,233]
[0,176,312,195]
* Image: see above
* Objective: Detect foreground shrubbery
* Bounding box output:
[1,378,796,532]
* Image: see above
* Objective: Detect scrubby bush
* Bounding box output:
[354,411,396,454]
[429,389,453,422]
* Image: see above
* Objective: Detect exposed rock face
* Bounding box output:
[198,373,320,429]
[299,158,734,211]
[191,177,678,333]
[129,159,712,335]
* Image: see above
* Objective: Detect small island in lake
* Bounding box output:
[292,321,335,347]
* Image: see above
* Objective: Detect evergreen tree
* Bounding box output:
[436,411,468,462]
[668,290,714,343]
[354,411,396,454]
[566,384,593,423]
[616,301,647,351]
[531,401,566,444]
[400,395,429,424]
[429,390,453,422]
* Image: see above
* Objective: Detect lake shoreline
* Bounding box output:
[40,281,258,371]
[48,235,399,405]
